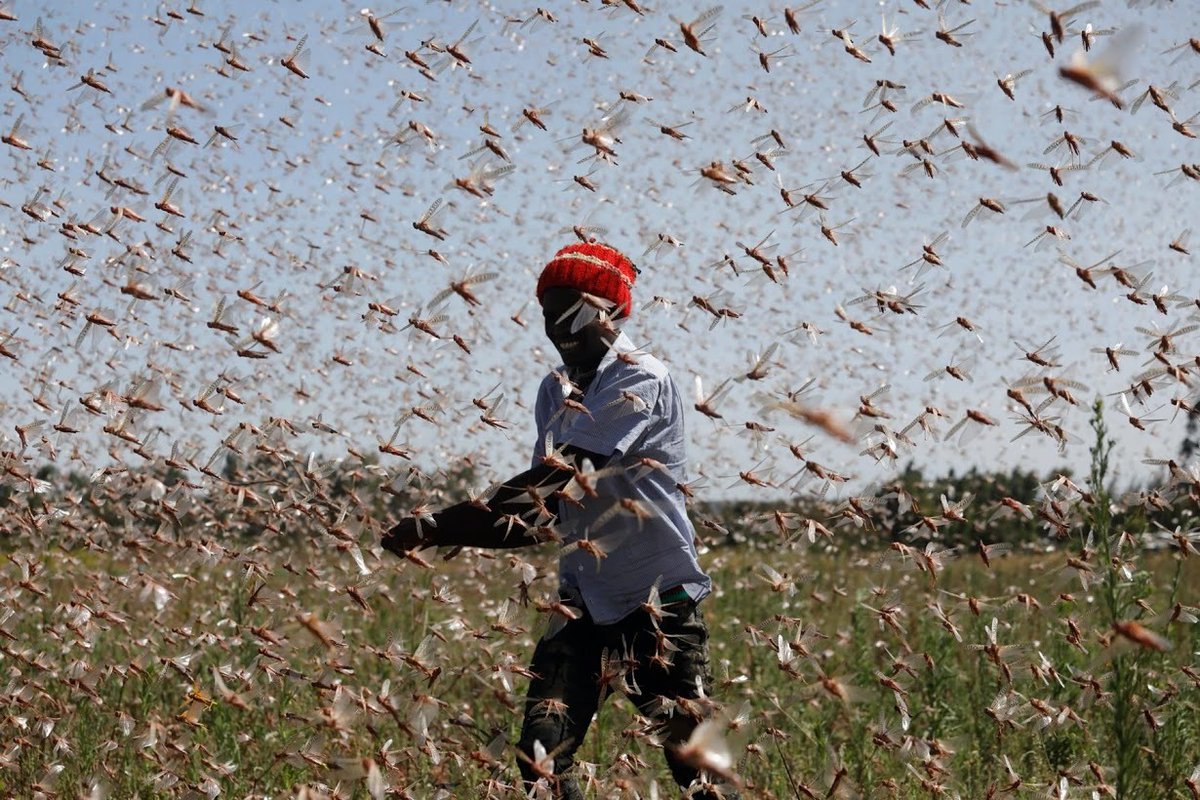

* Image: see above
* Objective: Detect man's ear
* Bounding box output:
[598,313,621,338]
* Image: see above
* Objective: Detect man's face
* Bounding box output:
[541,286,615,369]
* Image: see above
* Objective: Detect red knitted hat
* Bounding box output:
[536,242,638,319]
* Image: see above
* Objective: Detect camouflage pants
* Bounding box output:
[516,599,738,799]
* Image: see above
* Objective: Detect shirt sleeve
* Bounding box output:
[557,366,661,457]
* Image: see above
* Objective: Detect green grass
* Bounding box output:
[2,536,1197,798]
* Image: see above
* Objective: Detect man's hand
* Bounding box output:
[381,496,548,555]
[382,517,434,556]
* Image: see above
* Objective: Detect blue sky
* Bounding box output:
[1,0,1199,501]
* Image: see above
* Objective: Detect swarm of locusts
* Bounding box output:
[1,0,1199,797]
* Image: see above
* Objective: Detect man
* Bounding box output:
[384,241,736,799]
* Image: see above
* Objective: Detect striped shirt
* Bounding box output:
[532,331,711,624]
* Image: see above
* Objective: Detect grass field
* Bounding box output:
[2,520,1197,799]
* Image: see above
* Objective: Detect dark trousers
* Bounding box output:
[516,599,738,799]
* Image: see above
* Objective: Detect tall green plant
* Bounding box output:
[1085,398,1159,798]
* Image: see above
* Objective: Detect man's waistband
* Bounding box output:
[660,585,690,604]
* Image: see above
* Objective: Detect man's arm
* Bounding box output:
[382,445,609,553]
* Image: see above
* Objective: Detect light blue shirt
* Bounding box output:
[532,331,711,624]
